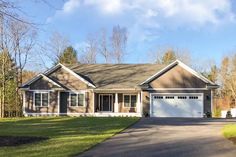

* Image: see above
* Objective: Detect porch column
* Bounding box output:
[22,91,26,116]
[57,91,60,115]
[211,90,213,113]
[93,92,95,113]
[114,93,119,113]
[137,92,141,114]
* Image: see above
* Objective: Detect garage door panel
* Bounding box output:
[151,94,203,117]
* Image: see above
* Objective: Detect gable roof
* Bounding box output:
[21,60,218,90]
[140,60,217,86]
[21,63,96,89]
[70,64,165,89]
[21,73,63,88]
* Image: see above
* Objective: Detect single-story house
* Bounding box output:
[20,60,218,117]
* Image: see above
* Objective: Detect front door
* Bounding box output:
[99,94,113,112]
[60,92,69,114]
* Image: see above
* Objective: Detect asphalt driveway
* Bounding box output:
[79,118,236,157]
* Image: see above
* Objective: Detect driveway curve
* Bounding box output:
[79,118,236,157]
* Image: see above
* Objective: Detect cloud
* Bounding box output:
[62,0,80,14]
[47,0,235,44]
[84,0,123,14]
[51,0,235,26]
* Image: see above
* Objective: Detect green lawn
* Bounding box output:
[222,124,236,139]
[0,117,139,157]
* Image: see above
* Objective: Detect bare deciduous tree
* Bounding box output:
[99,29,110,63]
[9,20,36,85]
[149,46,191,65]
[111,25,127,63]
[43,32,70,65]
[80,35,98,64]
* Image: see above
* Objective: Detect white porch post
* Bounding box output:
[93,92,95,113]
[23,91,26,116]
[114,93,119,113]
[211,90,213,113]
[57,91,60,116]
[137,92,141,114]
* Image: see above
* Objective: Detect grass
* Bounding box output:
[0,117,139,157]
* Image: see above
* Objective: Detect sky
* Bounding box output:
[16,0,236,71]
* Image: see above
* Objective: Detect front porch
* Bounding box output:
[93,90,142,116]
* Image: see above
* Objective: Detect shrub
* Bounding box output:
[213,108,221,118]
[143,111,149,117]
[226,110,232,119]
[205,111,212,118]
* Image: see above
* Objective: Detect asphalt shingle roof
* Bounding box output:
[70,64,165,89]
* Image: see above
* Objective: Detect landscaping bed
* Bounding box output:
[0,136,48,147]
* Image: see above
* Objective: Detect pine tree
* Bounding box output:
[57,46,78,65]
[0,50,18,117]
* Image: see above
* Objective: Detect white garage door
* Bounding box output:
[151,93,203,117]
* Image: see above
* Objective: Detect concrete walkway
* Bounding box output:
[78,118,236,157]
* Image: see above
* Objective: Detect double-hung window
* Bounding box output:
[124,95,137,107]
[70,93,85,107]
[34,92,49,107]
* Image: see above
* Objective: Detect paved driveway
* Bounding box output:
[79,118,236,157]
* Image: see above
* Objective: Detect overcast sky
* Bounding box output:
[17,0,236,70]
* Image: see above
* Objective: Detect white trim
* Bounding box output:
[56,63,96,88]
[40,74,62,87]
[58,91,60,114]
[29,90,54,92]
[140,60,217,86]
[123,94,137,108]
[141,60,178,85]
[68,91,86,107]
[114,93,119,113]
[141,91,143,116]
[211,90,213,113]
[93,92,95,113]
[137,92,141,113]
[33,91,50,108]
[146,88,208,90]
[21,74,42,87]
[23,91,26,115]
[22,63,96,88]
[21,74,62,88]
[25,112,141,117]
[94,88,140,91]
[150,92,204,117]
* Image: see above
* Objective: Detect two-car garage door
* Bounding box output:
[151,93,203,117]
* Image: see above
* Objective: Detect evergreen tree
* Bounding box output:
[0,50,18,117]
[57,46,78,65]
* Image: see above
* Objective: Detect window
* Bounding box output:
[70,93,85,107]
[165,96,174,99]
[124,95,137,107]
[178,96,187,99]
[154,96,163,99]
[189,96,198,99]
[34,92,49,107]
[78,94,84,106]
[70,94,77,106]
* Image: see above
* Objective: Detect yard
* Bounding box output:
[0,117,139,157]
[222,124,236,144]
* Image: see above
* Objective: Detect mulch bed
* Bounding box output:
[0,136,49,147]
[228,137,236,145]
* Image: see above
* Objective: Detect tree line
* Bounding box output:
[44,26,127,66]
